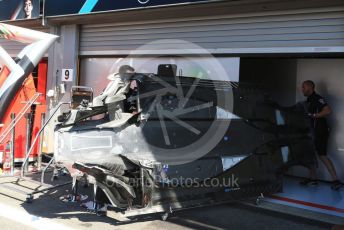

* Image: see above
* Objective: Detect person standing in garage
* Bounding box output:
[300,80,342,190]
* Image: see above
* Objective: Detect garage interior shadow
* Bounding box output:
[240,58,297,107]
[240,57,344,182]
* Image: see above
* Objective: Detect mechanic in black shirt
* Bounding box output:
[300,80,342,190]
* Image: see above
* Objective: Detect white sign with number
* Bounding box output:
[62,69,73,82]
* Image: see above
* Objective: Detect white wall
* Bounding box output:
[295,59,344,181]
[80,57,240,96]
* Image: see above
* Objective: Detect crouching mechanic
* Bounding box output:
[300,80,342,190]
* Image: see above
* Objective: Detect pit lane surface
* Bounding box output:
[0,175,335,230]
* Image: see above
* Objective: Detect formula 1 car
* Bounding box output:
[54,64,315,218]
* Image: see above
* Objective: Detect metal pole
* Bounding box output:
[37,113,45,171]
[10,113,15,175]
[21,102,70,178]
[141,167,145,207]
[41,155,54,185]
[24,113,32,173]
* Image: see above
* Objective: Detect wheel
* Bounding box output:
[161,212,169,221]
[26,195,33,203]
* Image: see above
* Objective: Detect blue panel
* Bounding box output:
[79,0,99,14]
[45,0,213,16]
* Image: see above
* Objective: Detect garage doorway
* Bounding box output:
[240,57,344,182]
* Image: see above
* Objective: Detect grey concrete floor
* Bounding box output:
[0,217,36,230]
[0,174,337,230]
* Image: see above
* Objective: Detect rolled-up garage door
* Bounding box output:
[80,10,344,56]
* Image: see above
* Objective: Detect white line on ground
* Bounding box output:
[0,203,74,230]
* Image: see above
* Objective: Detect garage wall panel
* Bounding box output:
[80,10,344,55]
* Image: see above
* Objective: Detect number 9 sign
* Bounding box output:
[62,69,73,82]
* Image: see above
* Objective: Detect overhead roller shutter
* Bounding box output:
[80,10,344,55]
[0,26,50,57]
